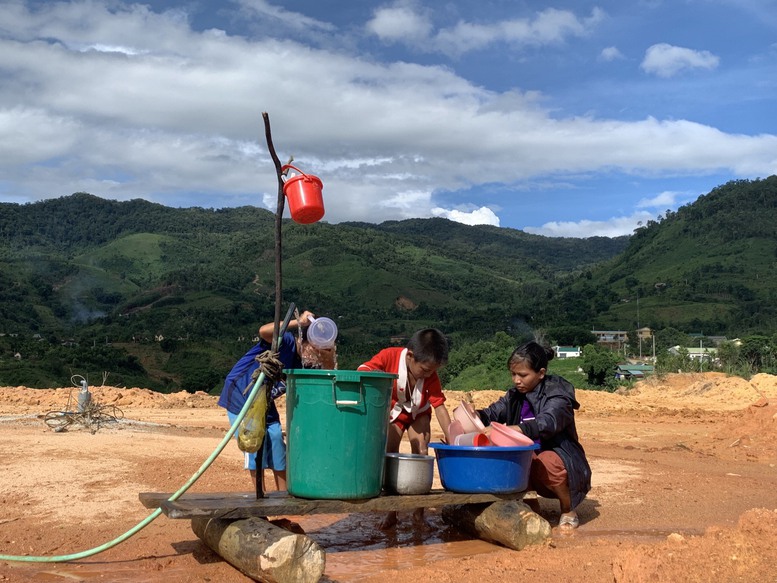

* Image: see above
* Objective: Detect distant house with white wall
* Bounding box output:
[553,346,581,358]
[668,346,718,361]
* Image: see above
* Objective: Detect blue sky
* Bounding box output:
[1,0,776,237]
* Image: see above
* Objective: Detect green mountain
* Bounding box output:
[1,176,775,390]
[554,176,777,336]
[0,192,627,388]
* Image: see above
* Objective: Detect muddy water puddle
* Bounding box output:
[295,510,468,551]
[293,514,708,580]
[323,539,502,581]
[295,511,503,581]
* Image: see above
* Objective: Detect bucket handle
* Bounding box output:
[281,164,310,180]
[331,374,363,407]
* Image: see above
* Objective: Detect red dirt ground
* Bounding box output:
[1,371,776,582]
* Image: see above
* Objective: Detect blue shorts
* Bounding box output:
[227,412,287,472]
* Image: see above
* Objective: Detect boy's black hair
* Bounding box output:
[406,328,449,365]
[508,341,555,372]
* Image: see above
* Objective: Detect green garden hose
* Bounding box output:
[0,307,294,564]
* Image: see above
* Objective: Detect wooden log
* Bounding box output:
[192,516,325,583]
[441,500,551,550]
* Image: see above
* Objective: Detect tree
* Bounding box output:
[180,367,223,394]
[548,326,596,347]
[581,344,619,388]
[160,337,178,353]
[655,328,691,353]
[656,346,693,373]
[440,331,516,387]
[716,341,740,374]
[739,335,773,373]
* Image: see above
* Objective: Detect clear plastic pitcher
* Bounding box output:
[307,316,338,349]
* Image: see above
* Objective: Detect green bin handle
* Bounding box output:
[331,372,363,406]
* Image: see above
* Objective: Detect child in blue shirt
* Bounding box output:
[218,310,336,490]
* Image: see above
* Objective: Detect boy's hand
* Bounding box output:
[298,310,315,327]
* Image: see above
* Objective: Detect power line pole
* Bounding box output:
[637,291,642,360]
[700,337,703,372]
[652,333,656,361]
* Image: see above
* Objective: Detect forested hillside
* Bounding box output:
[0,192,626,389]
[1,176,775,391]
[553,176,777,336]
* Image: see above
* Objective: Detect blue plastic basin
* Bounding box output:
[429,442,539,494]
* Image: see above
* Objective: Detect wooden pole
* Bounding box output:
[261,112,286,355]
[258,112,285,500]
[258,113,295,500]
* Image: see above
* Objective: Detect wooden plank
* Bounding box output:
[139,490,534,520]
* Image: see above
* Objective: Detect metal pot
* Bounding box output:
[383,452,435,495]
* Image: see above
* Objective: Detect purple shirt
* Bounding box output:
[520,399,541,446]
[520,399,534,422]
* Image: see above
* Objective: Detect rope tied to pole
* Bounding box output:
[249,350,284,388]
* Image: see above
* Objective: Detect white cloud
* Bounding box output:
[524,211,656,238]
[80,43,147,55]
[368,4,604,56]
[636,190,682,208]
[0,1,775,231]
[599,46,624,61]
[641,43,720,78]
[233,0,335,33]
[0,107,81,165]
[431,206,500,226]
[366,1,432,42]
[374,189,431,214]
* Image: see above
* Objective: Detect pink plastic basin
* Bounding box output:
[489,421,535,447]
[452,401,485,434]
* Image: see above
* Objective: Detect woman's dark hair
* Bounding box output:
[407,328,449,365]
[507,341,555,372]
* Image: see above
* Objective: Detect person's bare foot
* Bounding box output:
[412,508,434,529]
[558,511,579,531]
[380,511,398,530]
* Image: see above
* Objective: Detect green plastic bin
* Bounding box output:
[284,369,396,499]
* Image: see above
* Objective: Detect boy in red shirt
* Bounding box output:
[358,328,452,528]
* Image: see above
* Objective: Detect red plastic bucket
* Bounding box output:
[281,164,325,224]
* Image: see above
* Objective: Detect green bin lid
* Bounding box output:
[283,368,397,380]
